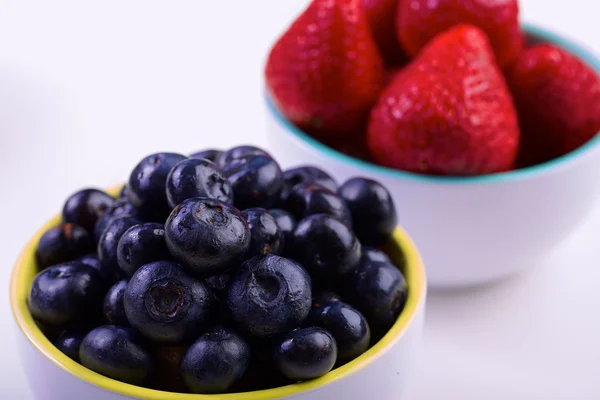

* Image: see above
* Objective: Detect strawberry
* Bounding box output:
[367,25,520,176]
[265,0,385,138]
[396,0,524,68]
[361,0,407,65]
[506,44,600,166]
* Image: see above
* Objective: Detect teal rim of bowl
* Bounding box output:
[264,22,600,185]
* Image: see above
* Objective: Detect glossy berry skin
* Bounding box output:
[291,214,361,281]
[190,149,223,163]
[97,216,141,284]
[103,279,129,326]
[273,327,337,381]
[62,188,115,234]
[228,255,312,338]
[368,25,520,176]
[311,291,342,310]
[223,154,283,209]
[93,198,138,242]
[77,253,110,282]
[362,0,406,66]
[346,260,408,335]
[54,330,86,362]
[180,327,251,394]
[280,166,338,204]
[126,152,187,221]
[506,44,600,166]
[397,0,523,68]
[123,261,212,344]
[361,247,392,264]
[338,177,397,246]
[166,158,233,209]
[165,198,251,276]
[268,209,296,250]
[308,301,370,365]
[79,326,153,385]
[28,262,105,327]
[286,183,352,226]
[241,208,283,258]
[265,0,385,138]
[116,223,170,277]
[215,145,272,168]
[36,224,94,268]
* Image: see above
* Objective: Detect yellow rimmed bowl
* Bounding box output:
[10,186,427,400]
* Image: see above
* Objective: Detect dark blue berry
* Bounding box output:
[273,327,337,381]
[36,224,94,268]
[308,301,370,365]
[54,330,86,362]
[97,216,141,284]
[166,158,233,209]
[118,185,128,199]
[311,291,342,310]
[116,223,170,277]
[180,327,251,394]
[94,198,138,242]
[28,262,105,327]
[361,247,392,264]
[126,152,187,221]
[280,165,338,204]
[78,253,116,284]
[62,189,115,234]
[216,145,271,168]
[123,261,212,344]
[103,279,129,326]
[223,154,283,209]
[241,208,283,258]
[286,183,352,226]
[268,209,296,251]
[79,325,153,385]
[190,149,223,163]
[338,177,397,246]
[227,255,312,338]
[165,198,250,276]
[290,214,361,281]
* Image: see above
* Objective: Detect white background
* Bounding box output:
[1,0,599,398]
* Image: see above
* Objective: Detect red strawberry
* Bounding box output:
[362,0,407,65]
[506,44,600,166]
[396,0,524,68]
[367,25,520,176]
[265,0,385,139]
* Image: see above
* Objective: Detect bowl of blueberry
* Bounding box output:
[264,0,600,288]
[10,145,426,400]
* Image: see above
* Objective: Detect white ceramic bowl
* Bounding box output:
[265,23,600,289]
[10,186,426,400]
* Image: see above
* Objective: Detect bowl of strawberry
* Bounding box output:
[264,0,600,288]
[10,146,426,400]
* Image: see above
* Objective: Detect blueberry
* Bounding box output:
[346,260,408,335]
[77,253,112,283]
[103,279,129,326]
[280,166,338,204]
[118,185,128,198]
[79,325,153,385]
[62,189,115,234]
[116,223,170,277]
[54,330,86,362]
[151,345,189,392]
[361,247,392,264]
[126,152,187,221]
[93,198,138,242]
[290,214,361,281]
[97,216,141,284]
[36,224,94,268]
[227,254,312,338]
[311,291,342,310]
[180,327,251,394]
[28,262,105,327]
[268,209,296,250]
[273,327,337,381]
[123,261,212,344]
[308,301,370,365]
[190,149,223,163]
[166,158,233,209]
[241,208,283,258]
[286,183,352,226]
[338,177,397,246]
[165,198,250,276]
[223,154,283,209]
[216,145,271,168]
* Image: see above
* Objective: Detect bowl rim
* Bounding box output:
[10,185,426,400]
[265,22,600,186]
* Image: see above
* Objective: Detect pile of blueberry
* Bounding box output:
[28,145,407,394]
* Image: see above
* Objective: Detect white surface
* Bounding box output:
[0,0,599,399]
